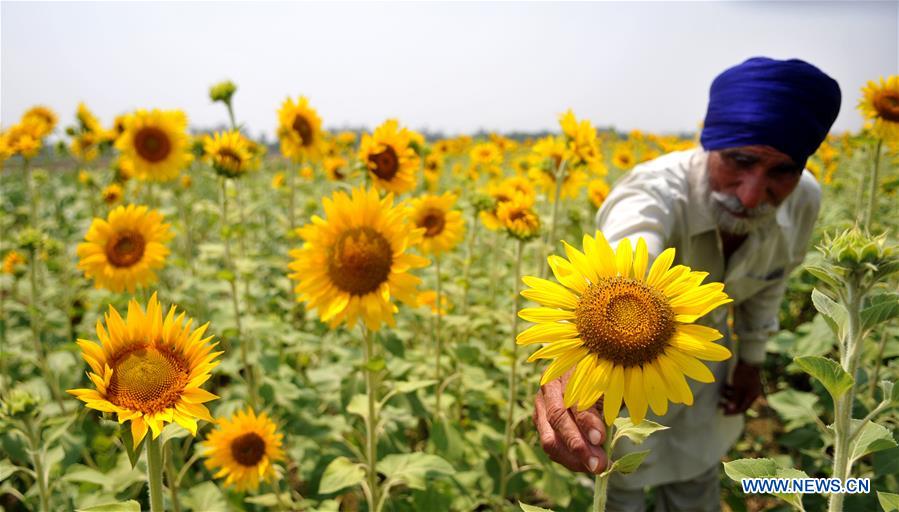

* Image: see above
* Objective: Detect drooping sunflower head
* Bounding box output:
[202,408,285,492]
[359,119,420,194]
[288,186,429,330]
[76,204,172,293]
[859,75,899,141]
[277,96,323,161]
[115,109,193,182]
[202,130,259,178]
[518,232,732,425]
[67,293,221,445]
[496,193,541,241]
[408,192,465,255]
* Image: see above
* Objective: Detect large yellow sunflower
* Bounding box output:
[202,408,285,492]
[67,293,221,445]
[518,232,732,425]
[115,109,192,182]
[77,204,172,293]
[859,75,899,141]
[288,186,429,330]
[277,96,323,161]
[408,192,465,254]
[202,130,259,178]
[359,119,419,194]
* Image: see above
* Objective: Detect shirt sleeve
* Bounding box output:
[733,171,822,365]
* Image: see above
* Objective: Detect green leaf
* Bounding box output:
[861,293,899,333]
[606,450,650,475]
[850,421,898,464]
[0,459,25,482]
[612,418,668,447]
[182,482,226,512]
[878,491,899,512]
[805,265,840,290]
[794,356,854,402]
[379,453,454,490]
[215,269,235,282]
[811,288,848,339]
[364,357,386,372]
[767,389,819,429]
[519,503,555,512]
[346,394,369,420]
[318,456,365,495]
[75,501,141,512]
[722,458,777,480]
[394,380,438,394]
[121,427,144,469]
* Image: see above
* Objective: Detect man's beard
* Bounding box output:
[699,174,778,235]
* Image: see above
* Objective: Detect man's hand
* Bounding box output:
[720,360,763,415]
[533,373,608,474]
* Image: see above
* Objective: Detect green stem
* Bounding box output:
[362,326,381,512]
[26,420,50,512]
[164,442,182,512]
[225,101,238,132]
[459,209,479,318]
[593,422,615,512]
[868,329,888,399]
[288,161,297,233]
[146,437,165,512]
[499,239,525,499]
[541,159,567,278]
[25,158,37,227]
[220,178,256,408]
[434,254,444,418]
[829,280,862,512]
[863,138,883,230]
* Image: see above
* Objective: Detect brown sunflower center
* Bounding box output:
[292,115,314,146]
[230,432,266,466]
[105,230,146,268]
[134,127,172,163]
[873,91,899,122]
[217,148,243,169]
[368,146,399,181]
[575,277,675,367]
[327,227,393,296]
[107,345,189,413]
[418,208,446,237]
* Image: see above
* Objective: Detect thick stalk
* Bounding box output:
[829,281,862,512]
[220,179,257,408]
[164,442,182,512]
[434,254,445,418]
[362,327,380,512]
[499,239,525,499]
[146,437,165,512]
[541,159,567,278]
[593,427,614,512]
[863,139,883,230]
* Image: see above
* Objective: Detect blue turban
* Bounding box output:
[700,57,841,168]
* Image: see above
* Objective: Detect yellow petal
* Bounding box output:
[547,255,587,294]
[540,347,588,386]
[527,338,585,362]
[632,238,648,282]
[602,365,625,425]
[615,238,633,278]
[521,276,579,310]
[669,330,732,362]
[645,248,676,287]
[562,240,598,284]
[643,362,669,416]
[666,349,715,383]
[519,307,576,323]
[516,322,579,346]
[623,366,648,424]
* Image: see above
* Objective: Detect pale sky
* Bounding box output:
[2,1,897,139]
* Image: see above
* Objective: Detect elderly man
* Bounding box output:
[533,57,841,511]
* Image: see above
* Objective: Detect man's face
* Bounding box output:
[705,145,804,235]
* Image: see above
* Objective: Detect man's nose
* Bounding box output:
[736,173,766,210]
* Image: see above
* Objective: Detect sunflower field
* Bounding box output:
[0,77,898,512]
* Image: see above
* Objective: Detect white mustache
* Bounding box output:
[710,191,777,218]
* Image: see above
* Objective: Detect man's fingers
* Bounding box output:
[537,378,607,474]
[572,406,605,447]
[535,390,589,472]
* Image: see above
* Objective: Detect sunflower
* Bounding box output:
[527,165,587,202]
[423,154,444,188]
[77,204,172,293]
[102,184,124,205]
[559,110,602,172]
[588,179,610,208]
[612,144,635,170]
[408,192,465,254]
[518,232,732,425]
[277,96,323,161]
[67,293,221,445]
[22,106,57,137]
[859,75,899,141]
[480,176,537,230]
[76,102,105,134]
[497,193,541,241]
[116,109,192,182]
[202,408,285,492]
[203,131,258,178]
[469,142,503,176]
[3,250,26,275]
[271,172,286,190]
[359,119,419,194]
[288,186,428,330]
[324,156,350,181]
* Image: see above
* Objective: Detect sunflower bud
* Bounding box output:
[209,80,237,104]
[1,388,41,420]
[16,228,44,252]
[819,228,899,286]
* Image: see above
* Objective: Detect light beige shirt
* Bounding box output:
[596,148,820,489]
